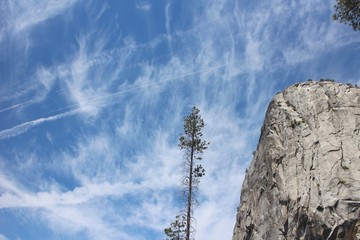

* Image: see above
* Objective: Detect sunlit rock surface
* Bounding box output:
[233,80,360,240]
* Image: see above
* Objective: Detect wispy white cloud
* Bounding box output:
[0,0,80,126]
[0,164,169,239]
[0,48,230,141]
[244,34,264,71]
[0,110,77,140]
[0,0,79,84]
[5,0,78,35]
[43,205,127,240]
[0,176,136,209]
[0,128,183,238]
[165,0,173,55]
[0,233,8,240]
[0,172,136,239]
[0,65,58,115]
[135,1,151,11]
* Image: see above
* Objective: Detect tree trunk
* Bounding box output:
[186,143,194,240]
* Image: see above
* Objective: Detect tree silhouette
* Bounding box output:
[333,0,360,31]
[165,107,209,240]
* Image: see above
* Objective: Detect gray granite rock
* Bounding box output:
[233,80,360,240]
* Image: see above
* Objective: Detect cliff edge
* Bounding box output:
[233,80,360,239]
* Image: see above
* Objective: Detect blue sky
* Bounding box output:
[0,0,360,239]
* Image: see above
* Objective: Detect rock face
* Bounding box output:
[233,81,360,240]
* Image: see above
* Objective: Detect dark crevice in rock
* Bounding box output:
[279,219,289,237]
[245,224,254,240]
[279,198,289,206]
[317,205,324,212]
[296,211,309,238]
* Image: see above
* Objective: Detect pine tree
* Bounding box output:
[333,0,360,31]
[165,107,209,240]
[164,215,186,240]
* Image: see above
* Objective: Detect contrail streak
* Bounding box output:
[47,62,228,114]
[0,62,228,140]
[0,110,77,140]
[88,63,227,103]
[0,100,34,113]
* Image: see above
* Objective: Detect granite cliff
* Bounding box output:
[233,80,360,240]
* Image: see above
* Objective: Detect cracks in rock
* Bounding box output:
[295,208,310,239]
[307,183,312,213]
[328,143,346,173]
[326,224,339,240]
[344,199,360,208]
[326,219,360,240]
[282,96,307,130]
[296,140,306,171]
[245,223,254,240]
[310,141,320,171]
[354,113,360,135]
[279,198,290,206]
[279,218,289,238]
[339,141,349,170]
[328,200,339,213]
[275,155,285,166]
[325,91,335,110]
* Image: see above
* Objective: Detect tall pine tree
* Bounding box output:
[165,107,209,240]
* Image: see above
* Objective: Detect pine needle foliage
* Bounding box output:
[164,215,187,240]
[333,0,360,31]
